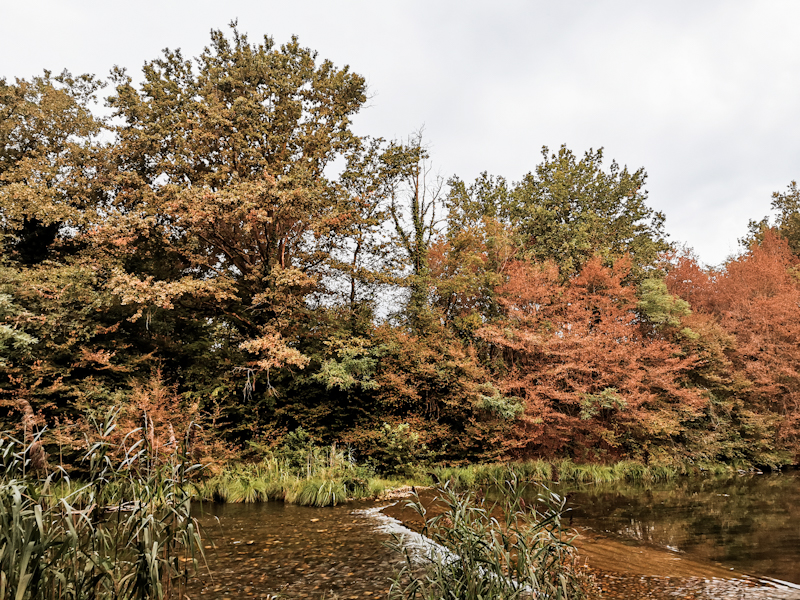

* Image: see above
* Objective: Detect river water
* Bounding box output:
[561,470,800,583]
[189,471,800,599]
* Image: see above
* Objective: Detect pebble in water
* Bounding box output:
[189,501,402,598]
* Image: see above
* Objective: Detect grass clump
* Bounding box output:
[287,479,348,507]
[389,476,595,599]
[195,430,411,506]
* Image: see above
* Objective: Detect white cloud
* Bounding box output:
[3,0,799,266]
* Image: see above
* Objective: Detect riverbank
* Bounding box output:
[190,456,755,506]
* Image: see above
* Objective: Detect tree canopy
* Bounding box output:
[2,26,799,471]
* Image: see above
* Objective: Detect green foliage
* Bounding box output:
[372,423,430,477]
[744,180,800,256]
[0,293,37,367]
[389,478,594,599]
[0,70,104,265]
[510,145,668,279]
[579,388,627,421]
[197,439,390,506]
[637,277,691,329]
[313,337,383,391]
[387,134,444,324]
[477,384,524,420]
[429,458,694,490]
[289,479,348,507]
[446,171,512,231]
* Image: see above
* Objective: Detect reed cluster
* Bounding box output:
[428,457,734,491]
[195,443,398,506]
[389,477,596,599]
[0,409,204,600]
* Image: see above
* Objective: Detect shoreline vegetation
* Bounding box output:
[7,420,785,509]
[192,453,776,507]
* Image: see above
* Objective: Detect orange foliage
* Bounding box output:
[77,370,231,470]
[479,256,705,460]
[667,231,800,451]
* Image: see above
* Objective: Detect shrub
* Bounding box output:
[372,423,430,477]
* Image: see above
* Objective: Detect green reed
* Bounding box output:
[427,457,728,492]
[0,409,204,600]
[389,476,595,599]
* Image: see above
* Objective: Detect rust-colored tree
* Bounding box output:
[667,232,800,461]
[479,256,706,461]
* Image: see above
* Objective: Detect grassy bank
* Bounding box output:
[193,458,412,506]
[193,455,748,507]
[428,457,740,491]
[192,439,422,506]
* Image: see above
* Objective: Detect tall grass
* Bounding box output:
[195,444,400,506]
[0,409,204,600]
[389,477,595,599]
[428,457,723,491]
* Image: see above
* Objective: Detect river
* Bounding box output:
[188,470,800,599]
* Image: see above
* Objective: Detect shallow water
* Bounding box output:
[188,500,406,598]
[188,471,800,599]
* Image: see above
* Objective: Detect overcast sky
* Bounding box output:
[3,1,798,266]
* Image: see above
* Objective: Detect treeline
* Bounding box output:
[1,27,799,471]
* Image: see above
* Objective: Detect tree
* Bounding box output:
[710,232,800,454]
[387,134,444,325]
[103,25,368,390]
[325,137,417,318]
[744,181,800,257]
[665,236,800,464]
[446,172,512,232]
[428,217,518,340]
[0,72,133,437]
[0,71,104,264]
[509,145,668,279]
[478,256,705,461]
[771,182,800,255]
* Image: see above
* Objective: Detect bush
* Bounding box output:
[371,423,430,477]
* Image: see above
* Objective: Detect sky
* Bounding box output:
[2,0,799,266]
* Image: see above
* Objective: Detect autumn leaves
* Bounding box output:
[1,27,799,468]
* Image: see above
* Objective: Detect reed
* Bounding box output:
[194,443,398,506]
[428,457,723,491]
[0,409,205,600]
[389,477,595,599]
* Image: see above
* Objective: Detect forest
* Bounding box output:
[2,26,800,475]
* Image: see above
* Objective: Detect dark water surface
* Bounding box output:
[560,470,800,585]
[189,471,800,599]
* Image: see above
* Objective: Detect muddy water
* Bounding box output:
[189,472,800,599]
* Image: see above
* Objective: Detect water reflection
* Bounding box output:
[559,470,800,584]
